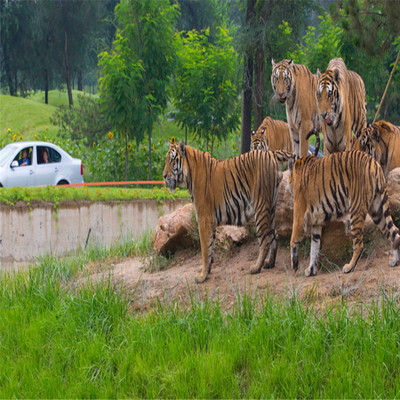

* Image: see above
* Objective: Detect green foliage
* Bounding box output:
[171,26,240,151]
[50,94,111,144]
[98,0,179,179]
[292,14,343,73]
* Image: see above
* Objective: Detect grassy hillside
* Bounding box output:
[0,90,97,143]
[0,94,59,141]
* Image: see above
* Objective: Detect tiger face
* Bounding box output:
[271,59,294,104]
[250,129,268,151]
[316,69,340,127]
[357,124,379,157]
[163,141,187,191]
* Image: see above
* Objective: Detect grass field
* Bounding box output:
[0,90,97,142]
[1,236,400,398]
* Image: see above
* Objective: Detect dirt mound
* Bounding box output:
[85,231,400,311]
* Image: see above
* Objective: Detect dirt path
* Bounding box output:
[85,234,400,311]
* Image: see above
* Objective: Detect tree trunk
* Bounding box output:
[240,0,256,154]
[125,126,128,182]
[44,69,49,104]
[61,0,73,108]
[241,55,253,154]
[253,46,265,130]
[77,69,83,91]
[148,131,152,182]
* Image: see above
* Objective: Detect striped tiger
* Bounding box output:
[287,149,400,276]
[163,141,292,283]
[271,58,322,157]
[317,57,367,154]
[355,120,400,178]
[250,116,293,152]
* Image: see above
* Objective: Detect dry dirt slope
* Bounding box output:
[87,231,400,311]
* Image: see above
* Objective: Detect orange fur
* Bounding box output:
[250,116,293,152]
[163,142,292,282]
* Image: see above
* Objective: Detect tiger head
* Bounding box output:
[316,68,340,127]
[357,123,381,158]
[271,58,294,104]
[163,141,187,191]
[250,129,269,151]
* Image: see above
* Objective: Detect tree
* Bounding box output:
[171,27,240,154]
[99,0,179,180]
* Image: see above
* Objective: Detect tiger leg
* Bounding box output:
[195,219,216,283]
[290,203,306,271]
[343,210,366,273]
[264,229,278,269]
[251,208,274,274]
[369,193,400,267]
[299,122,311,158]
[305,225,322,277]
[290,127,300,157]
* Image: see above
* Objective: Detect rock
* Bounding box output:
[387,167,400,212]
[153,203,198,256]
[216,225,250,250]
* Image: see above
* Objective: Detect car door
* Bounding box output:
[8,146,34,187]
[35,145,61,186]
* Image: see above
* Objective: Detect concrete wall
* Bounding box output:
[0,199,188,271]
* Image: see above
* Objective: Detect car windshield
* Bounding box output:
[0,145,18,167]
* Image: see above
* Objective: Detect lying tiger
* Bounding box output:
[287,133,400,276]
[250,116,293,152]
[353,120,400,178]
[163,141,290,283]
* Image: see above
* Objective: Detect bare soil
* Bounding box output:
[84,232,400,312]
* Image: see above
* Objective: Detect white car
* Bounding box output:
[0,141,84,187]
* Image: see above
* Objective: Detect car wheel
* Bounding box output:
[57,180,69,186]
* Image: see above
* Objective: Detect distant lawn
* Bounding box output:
[0,90,97,143]
[0,94,59,142]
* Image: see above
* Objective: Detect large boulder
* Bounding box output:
[153,203,197,256]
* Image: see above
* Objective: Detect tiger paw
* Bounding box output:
[305,266,317,277]
[389,259,400,268]
[342,263,354,274]
[250,265,262,274]
[195,273,208,283]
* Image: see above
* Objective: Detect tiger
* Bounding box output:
[163,141,292,283]
[354,120,400,178]
[250,116,293,152]
[316,57,367,155]
[271,58,322,157]
[286,146,400,277]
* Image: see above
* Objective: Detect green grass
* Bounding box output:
[0,186,190,205]
[0,90,97,142]
[1,236,400,398]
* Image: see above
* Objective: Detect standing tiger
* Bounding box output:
[317,57,367,154]
[271,58,322,157]
[163,142,290,283]
[288,150,400,276]
[250,116,293,152]
[354,120,400,178]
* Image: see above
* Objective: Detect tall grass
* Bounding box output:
[1,238,400,398]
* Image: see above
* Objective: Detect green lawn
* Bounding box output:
[0,90,97,143]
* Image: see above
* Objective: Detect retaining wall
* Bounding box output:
[0,199,188,271]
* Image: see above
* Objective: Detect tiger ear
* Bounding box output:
[251,130,256,136]
[271,58,276,68]
[288,58,293,69]
[179,140,186,155]
[168,141,174,148]
[333,68,340,83]
[317,68,321,80]
[261,129,265,134]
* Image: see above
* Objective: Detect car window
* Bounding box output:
[37,146,61,164]
[0,145,18,167]
[14,147,32,167]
